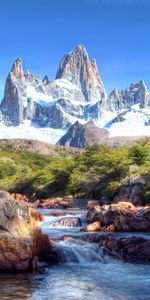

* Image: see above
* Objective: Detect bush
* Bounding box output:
[128,144,149,165]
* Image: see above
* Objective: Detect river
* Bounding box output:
[0,200,150,300]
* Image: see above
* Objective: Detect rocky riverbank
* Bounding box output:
[1,189,150,271]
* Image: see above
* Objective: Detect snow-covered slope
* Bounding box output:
[0,45,150,145]
[107,104,150,137]
[0,121,66,144]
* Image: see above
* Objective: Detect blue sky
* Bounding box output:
[0,0,150,99]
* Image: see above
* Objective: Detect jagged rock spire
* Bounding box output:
[56,44,107,102]
[107,80,150,111]
[42,75,49,85]
[11,58,23,79]
[1,58,24,125]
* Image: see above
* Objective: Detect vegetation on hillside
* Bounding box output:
[0,140,149,201]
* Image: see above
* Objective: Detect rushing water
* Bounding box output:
[1,201,150,300]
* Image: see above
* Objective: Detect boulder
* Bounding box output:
[87,202,150,232]
[52,217,81,228]
[0,191,48,271]
[0,233,33,271]
[0,190,12,200]
[99,236,150,262]
[81,221,101,232]
[101,224,116,232]
[32,230,59,264]
[114,175,150,206]
[113,195,143,206]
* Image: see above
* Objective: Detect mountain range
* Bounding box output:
[0,45,150,147]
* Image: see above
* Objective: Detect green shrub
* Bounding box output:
[0,140,149,199]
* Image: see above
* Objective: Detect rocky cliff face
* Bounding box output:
[56,45,107,102]
[57,121,109,148]
[107,81,149,111]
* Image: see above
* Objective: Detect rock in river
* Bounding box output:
[98,235,150,263]
[86,201,150,232]
[52,217,82,228]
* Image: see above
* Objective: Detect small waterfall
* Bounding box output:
[55,238,105,264]
[41,210,105,264]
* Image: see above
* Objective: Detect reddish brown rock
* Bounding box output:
[0,191,45,271]
[0,199,37,271]
[38,197,72,209]
[11,58,23,79]
[56,45,106,102]
[81,221,101,232]
[101,224,116,232]
[10,192,29,202]
[0,233,33,271]
[99,236,150,262]
[29,208,44,222]
[32,230,58,264]
[87,202,150,232]
[113,195,144,206]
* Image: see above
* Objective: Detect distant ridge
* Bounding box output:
[57,121,148,148]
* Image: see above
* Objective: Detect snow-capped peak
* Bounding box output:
[0,46,149,145]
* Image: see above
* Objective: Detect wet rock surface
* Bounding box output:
[98,235,150,263]
[87,202,150,232]
[52,217,82,228]
[0,191,51,271]
[0,233,33,271]
[81,221,101,232]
